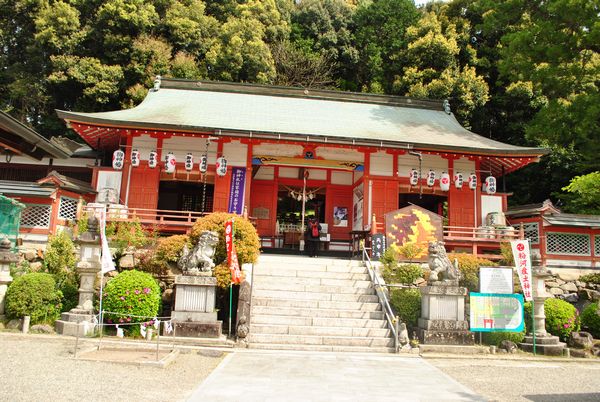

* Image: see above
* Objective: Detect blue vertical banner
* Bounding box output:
[228,167,246,215]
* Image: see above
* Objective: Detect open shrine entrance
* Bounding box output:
[276,186,326,249]
[399,193,447,222]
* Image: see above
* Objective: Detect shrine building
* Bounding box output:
[57,78,547,257]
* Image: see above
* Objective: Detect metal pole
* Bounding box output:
[156,322,160,361]
[532,299,536,355]
[300,173,307,250]
[201,140,209,212]
[228,285,232,338]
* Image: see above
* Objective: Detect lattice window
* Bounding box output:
[20,204,51,228]
[522,222,540,244]
[58,197,78,220]
[546,232,591,256]
[595,235,600,256]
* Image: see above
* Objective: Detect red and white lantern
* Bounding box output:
[216,156,227,177]
[485,176,497,194]
[426,170,436,187]
[112,149,124,170]
[199,154,208,173]
[148,150,158,168]
[468,173,477,190]
[184,153,194,171]
[454,172,464,189]
[439,172,450,191]
[409,168,419,186]
[130,149,140,167]
[164,152,176,174]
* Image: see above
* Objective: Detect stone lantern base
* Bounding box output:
[170,275,222,338]
[55,307,97,337]
[519,335,566,356]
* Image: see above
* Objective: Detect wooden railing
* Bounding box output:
[443,225,524,242]
[82,205,208,229]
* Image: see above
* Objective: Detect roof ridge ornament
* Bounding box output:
[443,99,451,115]
[153,75,162,92]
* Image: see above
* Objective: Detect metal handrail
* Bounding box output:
[361,245,399,353]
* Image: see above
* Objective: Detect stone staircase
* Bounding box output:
[247,255,395,353]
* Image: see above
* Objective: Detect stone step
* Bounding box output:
[250,314,388,328]
[250,324,391,338]
[251,305,385,320]
[252,297,382,311]
[247,343,395,354]
[247,333,395,348]
[251,289,379,303]
[253,280,374,294]
[254,269,370,281]
[255,264,368,274]
[258,256,364,268]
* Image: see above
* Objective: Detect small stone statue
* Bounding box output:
[398,322,409,345]
[427,241,460,284]
[237,316,249,339]
[178,231,219,275]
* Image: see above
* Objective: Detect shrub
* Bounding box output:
[580,303,600,339]
[10,260,32,278]
[134,248,168,276]
[499,242,514,266]
[580,273,600,285]
[44,230,76,285]
[59,280,79,312]
[483,331,525,346]
[448,253,497,292]
[526,299,580,341]
[102,270,161,330]
[396,242,425,262]
[106,219,153,253]
[190,212,260,266]
[214,263,233,289]
[383,263,423,285]
[389,288,421,330]
[5,273,62,324]
[155,235,189,264]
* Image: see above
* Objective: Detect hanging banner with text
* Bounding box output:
[470,293,524,332]
[510,239,533,301]
[225,219,242,285]
[228,167,246,215]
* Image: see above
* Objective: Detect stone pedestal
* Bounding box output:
[171,275,222,338]
[0,237,19,321]
[519,267,566,355]
[55,218,101,336]
[417,283,474,345]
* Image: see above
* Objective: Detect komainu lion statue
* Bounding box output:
[427,241,460,284]
[178,231,219,275]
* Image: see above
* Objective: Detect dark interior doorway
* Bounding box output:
[399,193,446,217]
[158,181,214,212]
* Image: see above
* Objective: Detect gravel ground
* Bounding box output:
[427,357,600,401]
[0,333,224,402]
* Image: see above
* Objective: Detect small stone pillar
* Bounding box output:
[519,267,565,355]
[55,217,102,336]
[0,237,19,320]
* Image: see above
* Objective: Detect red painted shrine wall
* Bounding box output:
[127,165,159,210]
[370,179,398,229]
[325,186,353,240]
[448,186,475,227]
[250,181,277,237]
[212,170,232,212]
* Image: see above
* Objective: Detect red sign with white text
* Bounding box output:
[225,219,242,285]
[510,240,533,301]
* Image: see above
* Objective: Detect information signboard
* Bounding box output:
[479,267,514,294]
[371,234,386,261]
[470,293,524,332]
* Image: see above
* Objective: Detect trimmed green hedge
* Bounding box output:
[389,288,421,330]
[5,273,62,324]
[580,303,600,339]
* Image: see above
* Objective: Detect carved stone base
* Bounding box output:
[172,320,222,338]
[418,318,469,331]
[418,328,475,345]
[55,310,96,336]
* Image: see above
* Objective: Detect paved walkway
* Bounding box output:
[189,350,483,401]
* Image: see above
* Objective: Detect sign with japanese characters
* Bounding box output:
[228,167,246,215]
[510,240,533,301]
[470,293,524,332]
[479,267,514,294]
[371,233,386,261]
[225,219,241,285]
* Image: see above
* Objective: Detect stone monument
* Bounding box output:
[55,217,101,336]
[417,241,474,345]
[171,231,222,337]
[0,237,19,321]
[519,266,566,355]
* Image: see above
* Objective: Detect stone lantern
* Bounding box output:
[55,216,102,336]
[0,237,19,320]
[519,266,566,355]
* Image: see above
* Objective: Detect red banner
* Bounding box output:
[225,219,242,284]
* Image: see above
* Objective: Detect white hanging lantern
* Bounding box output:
[164,152,176,174]
[184,153,194,171]
[439,172,450,191]
[148,150,158,168]
[130,149,140,167]
[426,169,436,187]
[485,176,497,194]
[454,172,464,189]
[112,149,124,170]
[216,156,227,177]
[409,168,419,186]
[468,173,477,190]
[198,154,208,173]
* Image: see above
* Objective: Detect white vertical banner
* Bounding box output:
[99,206,116,274]
[510,239,533,301]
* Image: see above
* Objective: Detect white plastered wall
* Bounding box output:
[370,151,393,176]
